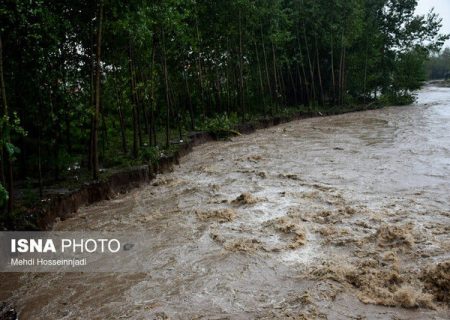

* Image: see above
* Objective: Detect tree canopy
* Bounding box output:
[0,0,448,224]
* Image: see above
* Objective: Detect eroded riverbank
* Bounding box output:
[1,85,449,319]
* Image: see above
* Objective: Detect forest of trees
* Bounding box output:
[0,0,448,221]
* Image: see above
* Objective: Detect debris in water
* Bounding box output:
[382,251,399,264]
[338,206,357,215]
[210,231,225,244]
[247,155,263,162]
[224,238,264,252]
[421,261,450,303]
[376,224,415,248]
[310,258,435,309]
[266,216,307,249]
[391,286,435,309]
[257,171,267,178]
[196,208,236,222]
[318,226,336,237]
[232,192,259,205]
[278,173,300,180]
[209,184,220,192]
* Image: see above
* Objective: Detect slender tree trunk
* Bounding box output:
[287,64,297,104]
[0,34,13,214]
[315,36,325,106]
[277,64,286,106]
[225,40,232,113]
[271,42,279,108]
[330,35,336,104]
[37,128,43,199]
[162,28,171,148]
[296,26,309,105]
[129,44,142,148]
[302,24,316,104]
[184,72,195,130]
[136,69,149,144]
[92,0,103,180]
[149,34,157,146]
[342,47,346,105]
[128,42,139,158]
[214,68,222,114]
[295,62,304,104]
[0,34,5,187]
[363,38,369,104]
[88,28,95,171]
[260,25,273,107]
[254,39,266,114]
[112,68,127,153]
[238,8,245,119]
[338,32,344,106]
[195,21,205,118]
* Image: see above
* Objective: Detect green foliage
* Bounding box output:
[140,146,160,164]
[197,113,240,139]
[379,93,416,106]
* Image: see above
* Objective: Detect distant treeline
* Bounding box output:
[0,0,448,217]
[426,48,450,80]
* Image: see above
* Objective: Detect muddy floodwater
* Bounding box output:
[1,85,450,319]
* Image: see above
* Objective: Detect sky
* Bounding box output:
[416,0,450,49]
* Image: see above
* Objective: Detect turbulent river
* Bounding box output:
[1,85,449,319]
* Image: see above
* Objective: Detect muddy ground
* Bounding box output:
[1,85,449,319]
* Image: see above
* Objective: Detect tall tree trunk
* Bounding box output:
[271,42,279,109]
[0,34,13,214]
[302,23,316,104]
[161,28,171,148]
[88,28,95,171]
[136,68,149,137]
[112,68,127,153]
[330,35,336,104]
[92,0,103,180]
[277,63,286,106]
[214,68,222,114]
[338,32,345,106]
[225,40,232,113]
[287,64,297,104]
[254,39,266,114]
[363,38,369,104]
[296,27,309,104]
[149,34,157,146]
[184,71,195,130]
[195,20,205,118]
[129,43,142,148]
[315,36,325,106]
[295,62,305,104]
[342,47,346,105]
[37,128,43,199]
[238,8,245,119]
[0,34,5,187]
[260,25,273,107]
[128,41,139,158]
